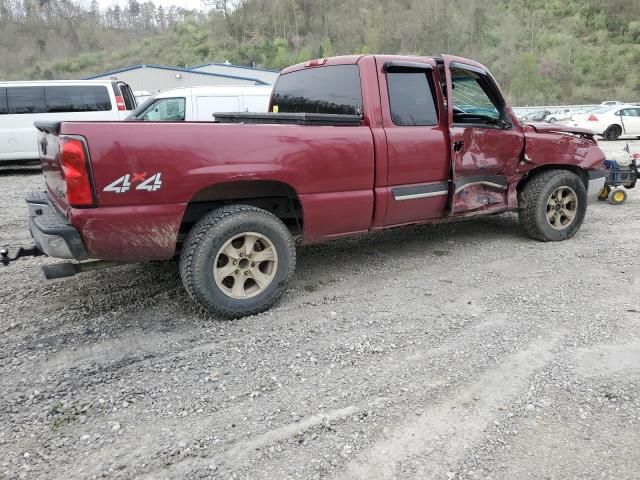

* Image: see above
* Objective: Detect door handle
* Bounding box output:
[453,140,464,152]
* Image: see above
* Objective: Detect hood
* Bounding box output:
[524,122,596,139]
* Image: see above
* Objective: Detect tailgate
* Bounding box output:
[35,122,69,212]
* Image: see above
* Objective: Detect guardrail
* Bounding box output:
[512,105,599,116]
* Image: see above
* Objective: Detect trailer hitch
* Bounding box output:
[0,246,44,266]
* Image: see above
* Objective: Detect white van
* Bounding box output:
[0,80,136,162]
[128,85,273,122]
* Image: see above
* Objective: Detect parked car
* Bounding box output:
[133,90,152,104]
[600,100,624,107]
[546,108,573,123]
[20,54,605,317]
[572,105,640,140]
[0,80,136,162]
[128,85,273,122]
[521,109,550,122]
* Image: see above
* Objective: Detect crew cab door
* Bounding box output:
[442,56,524,214]
[376,57,450,226]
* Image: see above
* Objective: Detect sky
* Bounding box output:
[92,0,204,11]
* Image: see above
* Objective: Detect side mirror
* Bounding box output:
[499,119,512,130]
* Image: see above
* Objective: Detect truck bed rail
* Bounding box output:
[214,112,362,126]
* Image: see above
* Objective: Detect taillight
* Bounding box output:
[115,95,126,111]
[588,114,598,121]
[60,138,94,207]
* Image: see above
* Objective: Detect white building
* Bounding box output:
[189,62,280,85]
[84,64,269,95]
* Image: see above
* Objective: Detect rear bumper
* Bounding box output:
[26,191,88,260]
[586,169,606,201]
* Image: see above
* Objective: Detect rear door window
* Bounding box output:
[7,87,46,114]
[387,71,438,126]
[271,65,362,115]
[0,88,7,114]
[44,85,111,112]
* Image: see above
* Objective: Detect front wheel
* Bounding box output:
[180,205,296,318]
[518,170,587,241]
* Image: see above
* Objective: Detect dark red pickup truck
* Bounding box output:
[23,54,605,317]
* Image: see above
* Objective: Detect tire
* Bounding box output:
[608,189,627,205]
[518,169,587,242]
[548,117,557,124]
[603,125,622,141]
[179,204,296,318]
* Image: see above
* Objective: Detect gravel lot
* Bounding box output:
[1,140,639,480]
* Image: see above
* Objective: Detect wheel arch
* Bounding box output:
[516,165,589,193]
[603,123,623,137]
[179,180,304,241]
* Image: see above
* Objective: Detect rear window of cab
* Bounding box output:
[271,65,362,115]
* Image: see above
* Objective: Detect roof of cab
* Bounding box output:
[280,54,490,76]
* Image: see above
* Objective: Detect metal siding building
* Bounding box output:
[84,65,265,94]
[189,63,280,84]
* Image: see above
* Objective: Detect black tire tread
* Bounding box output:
[179,204,296,318]
[518,169,586,242]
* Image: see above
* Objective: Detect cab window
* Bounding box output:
[271,65,362,115]
[451,68,502,127]
[386,71,438,126]
[136,97,185,121]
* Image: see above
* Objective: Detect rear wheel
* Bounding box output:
[180,204,296,318]
[608,189,627,205]
[518,170,587,241]
[603,125,622,141]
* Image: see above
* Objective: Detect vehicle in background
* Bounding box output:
[128,85,273,122]
[546,108,573,123]
[23,54,606,318]
[0,80,136,163]
[600,100,624,107]
[572,104,640,140]
[521,109,550,122]
[133,90,152,104]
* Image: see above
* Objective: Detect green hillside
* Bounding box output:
[1,0,640,105]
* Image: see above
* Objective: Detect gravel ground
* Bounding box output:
[1,140,639,480]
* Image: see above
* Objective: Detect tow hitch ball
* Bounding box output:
[0,246,44,266]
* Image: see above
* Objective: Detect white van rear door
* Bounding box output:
[195,96,241,121]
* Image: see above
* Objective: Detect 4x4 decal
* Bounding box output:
[103,173,162,193]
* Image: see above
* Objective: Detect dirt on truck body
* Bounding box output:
[22,54,605,317]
